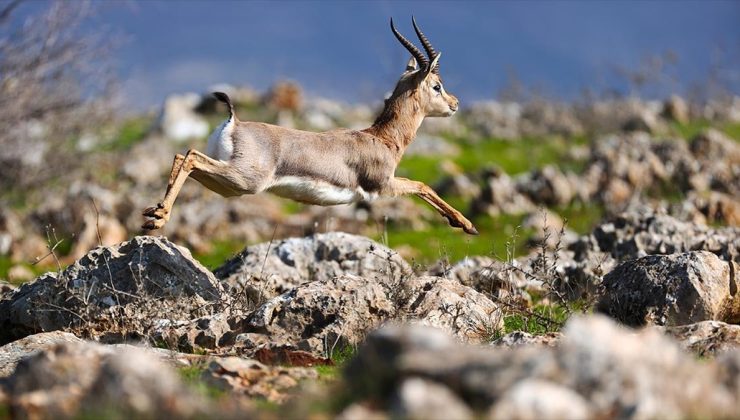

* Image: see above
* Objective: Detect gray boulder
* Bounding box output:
[491,331,562,348]
[239,274,396,356]
[399,276,503,342]
[597,251,739,326]
[233,273,501,356]
[202,356,316,403]
[0,331,83,377]
[346,316,739,418]
[0,236,224,344]
[215,232,411,300]
[1,341,209,418]
[662,320,740,356]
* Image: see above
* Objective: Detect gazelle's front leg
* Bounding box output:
[142,150,227,230]
[386,177,478,235]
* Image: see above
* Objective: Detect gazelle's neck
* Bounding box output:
[364,90,425,158]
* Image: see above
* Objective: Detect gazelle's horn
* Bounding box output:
[390,17,428,69]
[412,16,439,74]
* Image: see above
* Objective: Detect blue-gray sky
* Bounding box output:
[91,1,739,109]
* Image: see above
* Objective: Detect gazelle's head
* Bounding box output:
[389,17,459,117]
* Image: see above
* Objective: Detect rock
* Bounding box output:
[487,379,591,420]
[238,274,396,355]
[434,173,480,201]
[561,210,740,300]
[231,269,502,356]
[0,331,84,377]
[399,276,504,342]
[392,377,473,420]
[215,232,411,301]
[337,403,387,420]
[596,251,739,326]
[688,191,740,226]
[689,129,740,197]
[2,341,208,418]
[691,128,740,165]
[201,356,315,403]
[0,236,224,344]
[491,331,562,348]
[661,321,740,356]
[152,313,232,353]
[428,255,543,300]
[122,135,178,187]
[0,280,16,298]
[522,209,577,250]
[464,101,522,140]
[157,92,209,141]
[6,265,33,284]
[405,134,460,157]
[347,316,739,418]
[66,212,128,263]
[520,101,584,138]
[662,95,690,124]
[472,167,536,217]
[263,80,303,112]
[517,166,575,207]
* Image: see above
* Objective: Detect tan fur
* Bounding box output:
[142,21,476,235]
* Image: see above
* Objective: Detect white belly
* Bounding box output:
[206,117,234,161]
[266,176,376,205]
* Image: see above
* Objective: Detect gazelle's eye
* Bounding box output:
[433,84,442,92]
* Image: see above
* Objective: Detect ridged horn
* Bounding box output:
[390,17,428,69]
[412,17,437,59]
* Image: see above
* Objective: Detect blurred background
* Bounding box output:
[1,0,738,282]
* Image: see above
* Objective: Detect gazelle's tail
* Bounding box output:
[213,92,235,120]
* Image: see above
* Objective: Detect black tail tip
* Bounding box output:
[213,91,231,105]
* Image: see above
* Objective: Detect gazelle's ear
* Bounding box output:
[406,56,417,72]
[422,52,441,78]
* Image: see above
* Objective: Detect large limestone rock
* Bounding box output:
[0,236,224,344]
[0,331,83,377]
[239,274,396,355]
[596,251,739,326]
[1,341,209,418]
[231,273,502,356]
[215,232,411,300]
[662,320,740,356]
[346,316,739,419]
[202,356,316,403]
[157,92,209,141]
[399,276,504,342]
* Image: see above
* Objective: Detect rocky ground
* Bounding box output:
[0,86,739,418]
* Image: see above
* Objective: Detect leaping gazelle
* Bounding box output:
[142,18,478,235]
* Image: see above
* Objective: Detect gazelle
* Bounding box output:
[142,18,478,235]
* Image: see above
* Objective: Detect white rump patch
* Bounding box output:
[206,116,234,161]
[267,176,376,205]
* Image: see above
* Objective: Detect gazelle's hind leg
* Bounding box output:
[142,149,247,230]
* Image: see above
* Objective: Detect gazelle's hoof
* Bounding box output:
[142,204,167,219]
[142,218,166,230]
[464,225,479,235]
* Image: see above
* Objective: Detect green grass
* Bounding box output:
[192,240,246,271]
[670,120,740,141]
[381,212,532,265]
[97,117,153,152]
[397,135,586,186]
[722,122,740,140]
[0,257,57,285]
[177,363,225,400]
[315,345,355,382]
[556,201,606,235]
[502,304,571,336]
